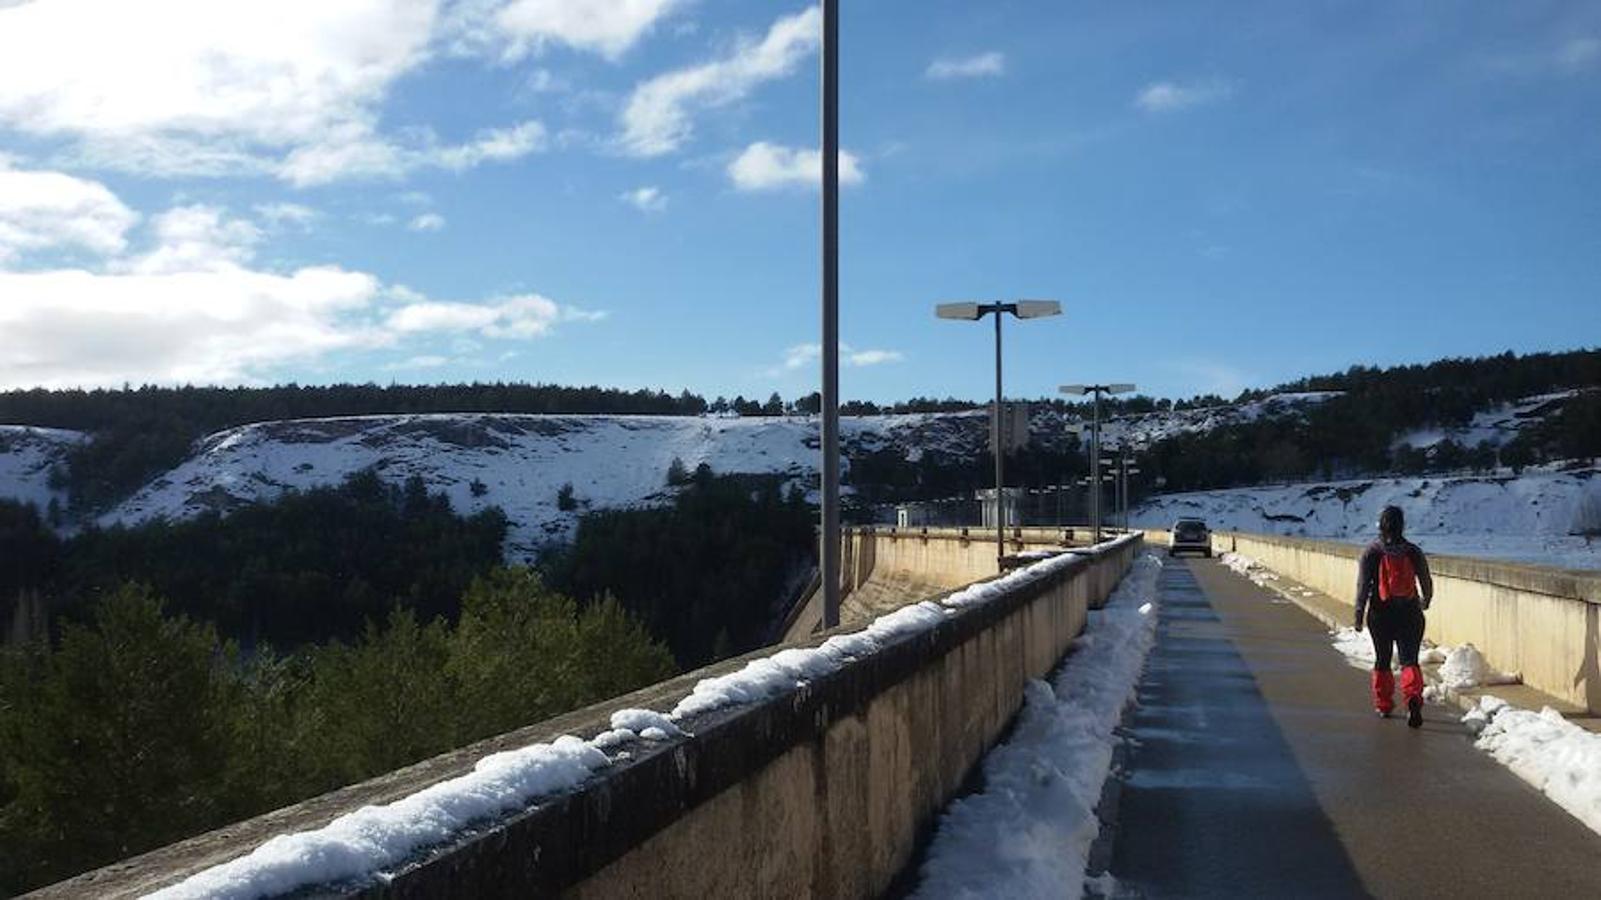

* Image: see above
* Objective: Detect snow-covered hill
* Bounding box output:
[1131,467,1601,570]
[2,388,1590,568]
[1091,391,1341,448]
[0,425,83,514]
[1392,390,1577,451]
[95,413,987,560]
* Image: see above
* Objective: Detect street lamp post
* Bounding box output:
[1058,382,1135,544]
[819,0,841,630]
[936,300,1062,569]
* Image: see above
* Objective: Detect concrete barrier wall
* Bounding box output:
[784,526,1113,641]
[1146,527,1601,713]
[47,535,1142,899]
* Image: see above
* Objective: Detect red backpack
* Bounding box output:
[1378,547,1416,601]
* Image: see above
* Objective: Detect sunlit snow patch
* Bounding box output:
[1462,697,1601,836]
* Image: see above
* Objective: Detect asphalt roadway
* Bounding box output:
[1105,556,1601,898]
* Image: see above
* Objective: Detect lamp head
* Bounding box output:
[1013,299,1061,319]
[935,302,983,321]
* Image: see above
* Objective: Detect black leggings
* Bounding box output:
[1367,598,1425,669]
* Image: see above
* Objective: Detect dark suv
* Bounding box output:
[1169,518,1212,557]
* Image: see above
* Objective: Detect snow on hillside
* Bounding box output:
[97,413,981,560]
[1393,390,1579,450]
[0,425,83,513]
[1132,467,1601,570]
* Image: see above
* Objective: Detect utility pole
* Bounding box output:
[819,0,840,629]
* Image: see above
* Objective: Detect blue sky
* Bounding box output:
[0,1,1597,402]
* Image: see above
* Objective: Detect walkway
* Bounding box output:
[1106,557,1601,898]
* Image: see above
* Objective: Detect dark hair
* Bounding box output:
[1379,505,1405,541]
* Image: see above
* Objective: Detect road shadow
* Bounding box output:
[1107,561,1370,898]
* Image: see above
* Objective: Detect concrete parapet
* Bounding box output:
[782,525,1089,641]
[1145,527,1600,714]
[43,536,1143,899]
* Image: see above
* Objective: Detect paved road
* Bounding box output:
[1106,557,1601,898]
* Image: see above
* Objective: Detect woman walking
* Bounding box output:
[1354,506,1434,727]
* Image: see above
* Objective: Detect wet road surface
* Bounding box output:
[1107,557,1601,898]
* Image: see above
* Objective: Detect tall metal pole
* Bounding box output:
[1124,448,1132,530]
[819,0,841,630]
[993,310,1005,569]
[1091,389,1101,544]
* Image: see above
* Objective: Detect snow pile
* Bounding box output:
[910,554,1164,899]
[1461,697,1601,835]
[1133,467,1601,570]
[144,545,1124,898]
[1330,627,1377,669]
[0,425,83,512]
[1437,644,1491,688]
[147,736,610,899]
[1219,551,1279,588]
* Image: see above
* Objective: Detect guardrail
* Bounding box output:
[42,535,1144,898]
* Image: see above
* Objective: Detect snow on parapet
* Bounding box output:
[144,543,1117,899]
[145,736,611,900]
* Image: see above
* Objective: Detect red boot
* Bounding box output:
[1372,669,1396,716]
[1401,665,1425,728]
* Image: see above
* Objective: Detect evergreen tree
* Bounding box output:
[0,587,231,890]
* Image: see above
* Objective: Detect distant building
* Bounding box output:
[976,487,1023,527]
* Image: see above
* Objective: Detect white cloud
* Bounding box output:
[1134,79,1235,112]
[495,0,685,60]
[771,342,903,376]
[408,213,447,232]
[0,1,437,178]
[386,294,605,339]
[728,142,863,191]
[0,197,383,388]
[124,206,263,275]
[846,349,904,366]
[0,4,548,185]
[0,164,138,263]
[620,186,668,212]
[0,170,602,389]
[384,354,452,370]
[925,52,1005,81]
[620,6,820,156]
[431,121,547,171]
[255,202,319,229]
[276,120,546,187]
